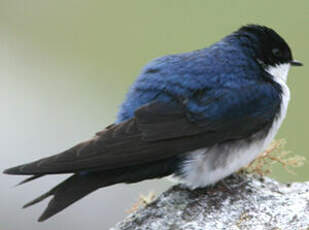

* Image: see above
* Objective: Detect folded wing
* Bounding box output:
[4,84,280,175]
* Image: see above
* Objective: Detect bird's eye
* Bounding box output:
[272,48,282,57]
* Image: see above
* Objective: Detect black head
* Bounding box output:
[236,24,302,68]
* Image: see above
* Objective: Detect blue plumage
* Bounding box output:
[117,34,280,124]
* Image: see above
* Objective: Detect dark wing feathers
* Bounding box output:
[4,111,208,175]
[135,102,201,141]
[4,84,278,176]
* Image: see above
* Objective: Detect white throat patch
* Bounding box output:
[266,63,290,83]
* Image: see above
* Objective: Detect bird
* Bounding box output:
[4,24,303,222]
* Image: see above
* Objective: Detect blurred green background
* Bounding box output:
[0,1,308,229]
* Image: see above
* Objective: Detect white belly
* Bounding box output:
[181,134,274,189]
[181,64,290,189]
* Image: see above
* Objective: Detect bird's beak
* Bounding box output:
[290,60,303,66]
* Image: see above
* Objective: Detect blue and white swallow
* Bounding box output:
[4,24,303,221]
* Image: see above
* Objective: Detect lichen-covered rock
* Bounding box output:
[111,175,309,230]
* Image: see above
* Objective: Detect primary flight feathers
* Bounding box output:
[5,87,278,176]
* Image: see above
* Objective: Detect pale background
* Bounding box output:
[0,1,308,229]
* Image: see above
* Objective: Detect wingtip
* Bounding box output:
[3,166,21,175]
[3,165,32,175]
[3,168,12,174]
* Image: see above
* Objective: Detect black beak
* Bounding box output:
[290,60,303,66]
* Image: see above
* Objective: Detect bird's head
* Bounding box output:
[234,24,302,82]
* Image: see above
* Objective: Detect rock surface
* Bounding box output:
[111,175,309,230]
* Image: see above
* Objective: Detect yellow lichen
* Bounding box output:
[244,139,305,176]
[127,191,156,213]
[236,211,252,227]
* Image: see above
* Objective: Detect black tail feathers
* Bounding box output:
[8,156,180,222]
[24,173,109,222]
